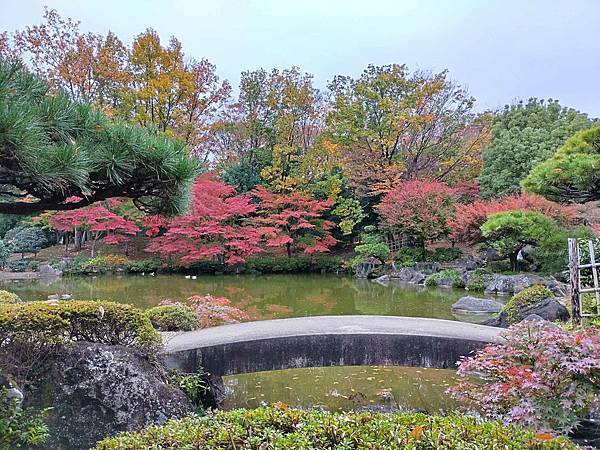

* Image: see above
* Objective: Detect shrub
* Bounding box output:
[126,258,163,273]
[430,247,463,262]
[424,269,465,288]
[168,371,209,412]
[449,322,600,434]
[0,240,8,269]
[80,254,130,273]
[0,392,49,448]
[94,406,578,449]
[160,295,250,328]
[244,255,342,274]
[8,258,38,272]
[466,268,493,292]
[0,301,160,386]
[145,305,200,332]
[0,290,20,305]
[504,285,554,324]
[4,226,48,257]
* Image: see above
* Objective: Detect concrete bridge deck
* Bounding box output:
[162,315,502,377]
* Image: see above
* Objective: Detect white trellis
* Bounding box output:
[568,238,600,323]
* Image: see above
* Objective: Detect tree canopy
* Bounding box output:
[523,126,600,203]
[0,59,199,215]
[478,98,593,199]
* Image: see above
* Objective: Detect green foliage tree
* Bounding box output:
[0,240,8,268]
[523,126,600,203]
[354,226,390,264]
[480,211,562,271]
[3,226,48,258]
[0,59,198,215]
[479,99,593,199]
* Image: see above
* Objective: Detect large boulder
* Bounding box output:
[483,298,570,328]
[25,342,193,450]
[389,267,425,284]
[452,296,504,314]
[37,263,62,278]
[355,261,376,278]
[455,255,485,271]
[484,274,565,296]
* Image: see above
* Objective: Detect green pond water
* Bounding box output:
[1,274,497,412]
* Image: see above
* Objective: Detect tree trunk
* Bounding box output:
[74,228,82,250]
[64,232,70,257]
[509,252,518,272]
[286,243,292,258]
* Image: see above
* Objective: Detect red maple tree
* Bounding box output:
[251,186,336,257]
[49,199,139,256]
[145,174,264,265]
[376,179,456,245]
[448,193,577,243]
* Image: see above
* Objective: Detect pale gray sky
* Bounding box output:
[3,0,599,116]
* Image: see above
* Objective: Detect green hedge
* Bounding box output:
[0,300,160,385]
[94,407,577,449]
[244,255,343,274]
[145,305,200,331]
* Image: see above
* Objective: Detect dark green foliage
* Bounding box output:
[8,258,39,272]
[0,214,20,238]
[0,59,198,215]
[394,247,462,266]
[0,239,8,268]
[430,247,463,262]
[481,211,562,271]
[466,268,493,292]
[94,406,578,449]
[145,305,200,331]
[244,255,343,274]
[0,392,49,449]
[503,285,555,324]
[220,158,264,193]
[479,99,593,199]
[523,126,600,203]
[126,258,163,273]
[354,226,390,263]
[0,300,160,386]
[4,226,48,257]
[424,269,465,288]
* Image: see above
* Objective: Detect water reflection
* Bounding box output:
[0,274,501,322]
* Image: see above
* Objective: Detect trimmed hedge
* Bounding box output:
[145,304,200,331]
[94,407,578,449]
[0,290,20,304]
[244,255,343,274]
[504,285,554,323]
[0,300,160,385]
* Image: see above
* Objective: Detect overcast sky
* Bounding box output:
[3,0,599,117]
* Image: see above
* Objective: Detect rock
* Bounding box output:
[60,294,72,300]
[47,294,60,300]
[519,297,570,323]
[25,342,193,450]
[355,261,375,278]
[372,275,390,285]
[455,256,485,271]
[37,264,62,277]
[484,248,504,262]
[452,296,503,314]
[413,262,441,274]
[483,298,570,328]
[483,274,566,296]
[388,267,425,284]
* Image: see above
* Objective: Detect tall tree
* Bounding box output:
[479,98,593,199]
[0,60,198,214]
[327,64,481,199]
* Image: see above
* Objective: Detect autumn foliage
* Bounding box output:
[159,295,251,328]
[448,193,577,243]
[376,180,456,245]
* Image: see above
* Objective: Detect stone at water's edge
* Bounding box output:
[483,273,566,296]
[483,297,570,328]
[25,342,193,450]
[452,296,503,314]
[37,263,63,277]
[388,267,425,284]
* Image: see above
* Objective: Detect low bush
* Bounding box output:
[94,406,578,449]
[79,254,130,273]
[449,322,600,434]
[394,247,463,265]
[126,258,163,273]
[160,295,251,328]
[466,268,493,292]
[244,255,342,274]
[0,300,160,386]
[0,290,20,304]
[504,285,554,323]
[145,304,200,331]
[424,269,465,288]
[168,371,209,412]
[0,392,49,449]
[431,247,463,262]
[8,258,39,272]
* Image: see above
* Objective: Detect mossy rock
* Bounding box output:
[424,269,465,288]
[465,269,493,292]
[504,285,554,324]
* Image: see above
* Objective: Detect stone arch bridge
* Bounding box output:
[163,315,501,378]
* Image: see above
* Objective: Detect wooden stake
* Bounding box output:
[568,238,582,324]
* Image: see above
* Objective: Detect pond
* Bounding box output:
[1,273,499,416]
[0,273,500,323]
